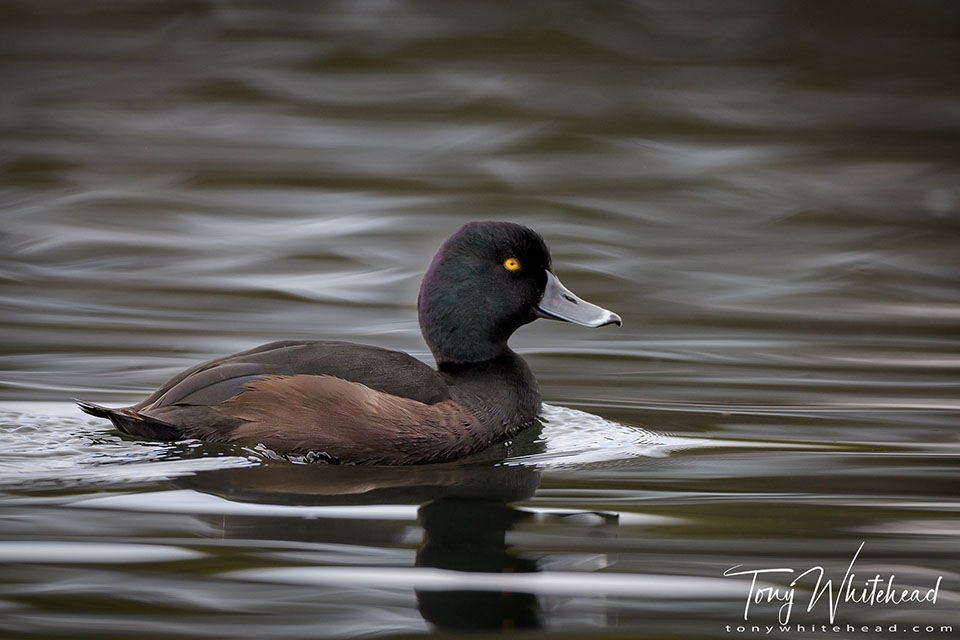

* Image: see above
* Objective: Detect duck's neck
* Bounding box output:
[439,349,541,441]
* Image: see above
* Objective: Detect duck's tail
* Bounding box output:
[75,400,183,441]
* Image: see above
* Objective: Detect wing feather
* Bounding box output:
[136,340,449,413]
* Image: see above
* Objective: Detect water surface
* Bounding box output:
[1,2,958,638]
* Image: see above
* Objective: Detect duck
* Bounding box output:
[77,221,621,465]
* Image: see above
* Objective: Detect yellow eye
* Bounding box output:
[503,257,520,271]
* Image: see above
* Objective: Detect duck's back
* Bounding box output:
[138,340,451,410]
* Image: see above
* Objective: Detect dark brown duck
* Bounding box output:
[78,222,621,465]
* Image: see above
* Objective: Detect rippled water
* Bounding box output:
[1,2,959,638]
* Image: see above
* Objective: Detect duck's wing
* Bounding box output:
[79,341,460,458]
[137,340,450,410]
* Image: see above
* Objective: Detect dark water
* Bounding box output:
[1,1,959,638]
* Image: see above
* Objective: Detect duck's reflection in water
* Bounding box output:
[180,461,554,631]
[416,497,540,630]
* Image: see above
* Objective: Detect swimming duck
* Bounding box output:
[78,221,621,465]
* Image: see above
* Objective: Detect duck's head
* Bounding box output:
[418,221,621,366]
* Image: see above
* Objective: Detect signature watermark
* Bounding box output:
[724,624,953,635]
[723,542,943,625]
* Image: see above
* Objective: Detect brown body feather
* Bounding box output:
[222,375,482,465]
